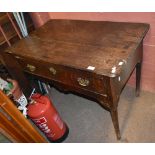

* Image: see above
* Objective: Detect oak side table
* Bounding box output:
[1,20,149,140]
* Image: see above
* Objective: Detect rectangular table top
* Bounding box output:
[5,20,149,77]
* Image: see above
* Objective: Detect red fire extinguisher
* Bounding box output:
[27,93,69,142]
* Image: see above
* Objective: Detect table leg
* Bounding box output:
[110,108,121,140]
[1,52,33,98]
[136,62,142,97]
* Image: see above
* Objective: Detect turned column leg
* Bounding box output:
[110,108,121,140]
[136,62,142,97]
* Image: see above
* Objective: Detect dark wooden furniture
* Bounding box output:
[0,90,47,142]
[0,13,22,47]
[0,12,34,50]
[1,20,149,140]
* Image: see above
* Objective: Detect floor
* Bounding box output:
[0,85,155,143]
[0,133,10,143]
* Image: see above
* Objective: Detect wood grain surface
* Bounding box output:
[5,20,149,77]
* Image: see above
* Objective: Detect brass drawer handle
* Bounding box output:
[77,77,89,87]
[15,56,21,59]
[27,64,36,72]
[49,67,56,75]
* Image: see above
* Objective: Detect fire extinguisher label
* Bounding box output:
[33,117,55,138]
[33,117,47,124]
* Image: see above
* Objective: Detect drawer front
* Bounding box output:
[14,55,60,81]
[61,69,108,95]
[14,55,108,95]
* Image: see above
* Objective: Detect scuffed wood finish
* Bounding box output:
[2,20,149,140]
[6,20,149,77]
